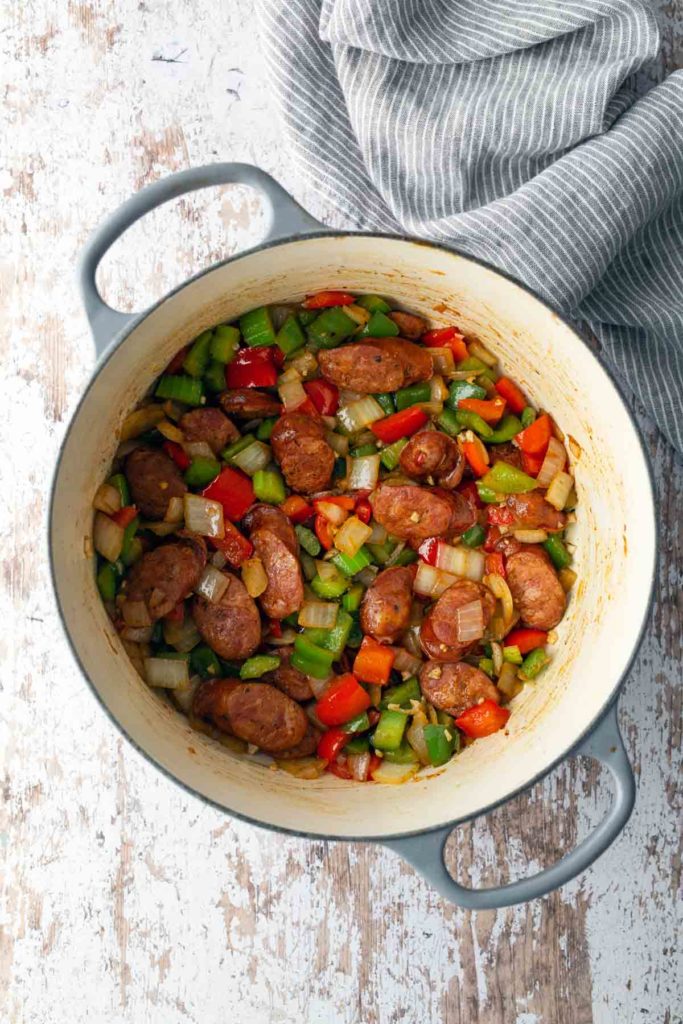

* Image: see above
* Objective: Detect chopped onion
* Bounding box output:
[347,454,380,491]
[266,628,298,646]
[392,647,423,676]
[497,661,519,698]
[120,404,165,441]
[536,436,567,488]
[163,615,201,652]
[144,657,190,689]
[93,483,122,515]
[355,565,379,588]
[93,512,124,562]
[183,494,224,538]
[275,757,328,779]
[334,515,373,557]
[484,573,514,629]
[339,388,364,406]
[120,625,153,643]
[558,567,578,592]
[367,521,388,545]
[434,541,485,581]
[468,339,498,367]
[299,600,338,630]
[407,708,431,765]
[140,520,178,536]
[428,347,456,376]
[157,419,185,443]
[161,400,185,423]
[370,760,419,784]
[402,625,423,658]
[288,349,319,379]
[325,431,349,456]
[430,375,449,403]
[415,400,443,416]
[414,561,459,598]
[308,675,333,700]
[301,551,317,581]
[347,751,371,781]
[342,304,371,326]
[121,639,148,677]
[277,364,301,384]
[546,470,574,511]
[455,600,484,642]
[279,375,307,411]
[315,500,348,526]
[171,676,201,715]
[315,559,343,582]
[195,565,230,603]
[336,395,385,434]
[211,549,227,569]
[121,600,152,627]
[491,641,504,675]
[384,541,407,567]
[165,496,185,524]
[183,440,215,460]
[513,529,548,543]
[241,557,268,598]
[231,440,271,476]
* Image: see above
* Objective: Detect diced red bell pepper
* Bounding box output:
[514,413,552,455]
[352,637,395,686]
[326,759,353,780]
[421,326,469,362]
[314,495,355,513]
[462,435,490,477]
[495,376,527,414]
[293,396,322,420]
[225,347,278,389]
[315,674,371,727]
[367,753,382,778]
[269,619,283,638]
[163,601,185,623]
[304,379,339,415]
[317,728,350,762]
[165,345,190,375]
[484,525,502,551]
[486,503,514,527]
[209,520,254,567]
[485,551,506,578]
[522,450,544,476]
[417,536,439,566]
[458,396,506,424]
[202,466,254,522]
[355,497,372,524]
[504,628,548,654]
[163,439,191,471]
[455,700,510,738]
[303,290,356,310]
[314,513,334,551]
[280,495,314,524]
[111,505,138,528]
[370,406,428,444]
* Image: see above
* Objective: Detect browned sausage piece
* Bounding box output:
[387,310,427,339]
[492,533,523,558]
[251,528,304,620]
[262,646,314,702]
[504,493,567,532]
[192,573,261,660]
[179,407,239,454]
[420,580,496,662]
[125,534,207,620]
[419,662,500,717]
[318,344,404,393]
[192,678,242,733]
[491,442,523,470]
[243,504,299,556]
[506,547,566,630]
[360,337,433,386]
[399,431,464,489]
[221,683,309,752]
[440,487,478,535]
[360,566,414,643]
[125,446,187,520]
[270,413,335,494]
[371,484,460,543]
[218,388,282,420]
[275,723,322,759]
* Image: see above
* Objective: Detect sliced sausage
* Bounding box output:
[179,407,238,454]
[506,547,566,630]
[360,337,432,386]
[504,493,567,532]
[262,646,314,702]
[492,532,523,558]
[360,566,413,643]
[419,662,500,718]
[192,572,261,660]
[125,534,207,620]
[491,442,523,470]
[243,504,299,556]
[275,723,322,759]
[387,310,427,339]
[270,413,335,494]
[192,678,242,732]
[370,484,471,543]
[318,343,404,393]
[420,579,496,662]
[218,388,282,420]
[441,488,477,535]
[399,431,464,489]
[251,528,304,620]
[125,446,187,520]
[221,682,309,752]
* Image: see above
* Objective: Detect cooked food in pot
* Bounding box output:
[92,289,577,784]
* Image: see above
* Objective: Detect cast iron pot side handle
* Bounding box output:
[382,702,635,909]
[77,163,325,356]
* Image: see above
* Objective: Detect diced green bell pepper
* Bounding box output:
[310,574,348,599]
[380,675,421,709]
[480,461,537,494]
[476,484,504,504]
[276,314,306,356]
[447,379,487,407]
[298,308,318,327]
[478,657,494,677]
[520,647,551,680]
[108,473,130,507]
[367,539,397,566]
[380,437,408,470]
[457,356,488,373]
[361,311,399,338]
[521,406,537,428]
[343,711,371,733]
[253,469,286,504]
[487,415,523,443]
[455,409,493,438]
[346,613,364,648]
[341,583,364,612]
[256,417,278,441]
[333,457,347,479]
[357,295,391,314]
[305,609,354,657]
[373,392,396,415]
[190,644,222,679]
[306,308,357,349]
[372,709,407,751]
[436,408,461,438]
[383,740,419,764]
[423,723,458,766]
[295,524,321,557]
[155,374,204,406]
[291,636,336,678]
[543,534,572,570]
[185,456,220,488]
[331,547,372,576]
[503,645,523,665]
[183,330,213,378]
[461,524,486,548]
[204,360,227,393]
[240,654,281,679]
[390,547,418,567]
[240,306,276,347]
[210,324,240,363]
[395,382,431,411]
[351,443,379,457]
[96,561,119,601]
[222,434,256,461]
[120,517,141,566]
[344,734,371,754]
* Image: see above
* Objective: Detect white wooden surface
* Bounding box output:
[2,2,681,1022]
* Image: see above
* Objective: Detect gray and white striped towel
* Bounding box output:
[258,0,683,452]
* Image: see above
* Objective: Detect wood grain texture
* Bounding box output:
[1,2,680,1022]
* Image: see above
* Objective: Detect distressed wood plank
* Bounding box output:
[1,2,680,1023]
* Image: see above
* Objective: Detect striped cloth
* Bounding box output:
[258,0,683,451]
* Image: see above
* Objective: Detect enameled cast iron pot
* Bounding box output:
[50,164,657,909]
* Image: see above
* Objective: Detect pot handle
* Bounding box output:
[382,702,635,909]
[78,163,325,356]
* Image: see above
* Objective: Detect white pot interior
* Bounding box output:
[51,235,656,838]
